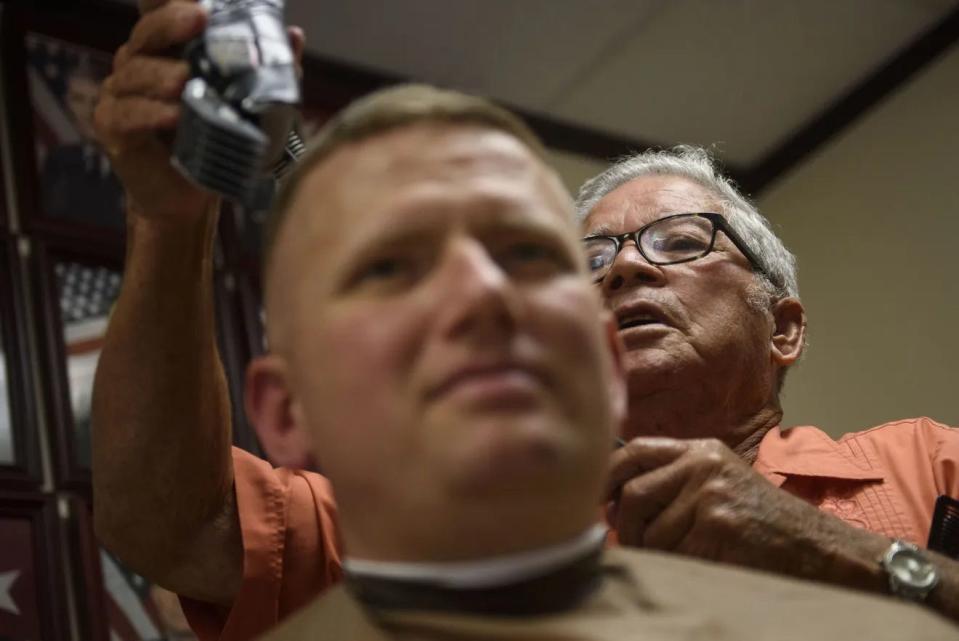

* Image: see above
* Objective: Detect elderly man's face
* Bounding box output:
[583,175,775,439]
[265,123,623,556]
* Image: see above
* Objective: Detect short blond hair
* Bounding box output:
[264,84,548,268]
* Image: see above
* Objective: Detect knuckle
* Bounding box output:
[112,44,130,70]
[689,439,726,467]
[700,477,732,502]
[619,478,647,504]
[702,438,724,451]
[702,449,724,466]
[702,503,737,530]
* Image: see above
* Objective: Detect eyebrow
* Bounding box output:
[583,211,715,238]
[582,224,615,237]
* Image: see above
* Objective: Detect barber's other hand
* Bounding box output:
[94,0,306,224]
[606,437,882,580]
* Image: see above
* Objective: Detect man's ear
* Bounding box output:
[770,297,806,367]
[244,354,314,469]
[600,311,628,430]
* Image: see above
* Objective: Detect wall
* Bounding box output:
[548,148,608,200]
[758,45,959,437]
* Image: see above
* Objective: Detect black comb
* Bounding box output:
[927,495,959,558]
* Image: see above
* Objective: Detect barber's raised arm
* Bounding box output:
[91,0,239,606]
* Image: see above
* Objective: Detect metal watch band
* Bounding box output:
[880,540,940,602]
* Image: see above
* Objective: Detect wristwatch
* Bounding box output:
[880,540,940,602]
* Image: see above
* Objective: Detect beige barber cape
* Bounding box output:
[259,548,957,640]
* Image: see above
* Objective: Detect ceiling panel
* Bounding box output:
[539,0,958,164]
[115,0,959,168]
[289,0,667,108]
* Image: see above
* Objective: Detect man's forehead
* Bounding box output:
[283,122,571,254]
[294,123,565,228]
[584,175,719,233]
[344,124,542,184]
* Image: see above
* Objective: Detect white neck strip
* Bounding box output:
[343,524,607,590]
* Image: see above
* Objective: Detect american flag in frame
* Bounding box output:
[0,492,68,640]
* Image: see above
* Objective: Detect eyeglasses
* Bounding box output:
[581,213,765,283]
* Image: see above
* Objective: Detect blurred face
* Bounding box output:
[66,74,99,140]
[266,123,623,554]
[583,175,775,439]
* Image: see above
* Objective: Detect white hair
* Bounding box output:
[575,145,799,301]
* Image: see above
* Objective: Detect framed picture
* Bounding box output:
[0,3,133,241]
[67,497,198,641]
[0,237,42,488]
[0,492,69,641]
[0,110,8,234]
[32,238,123,489]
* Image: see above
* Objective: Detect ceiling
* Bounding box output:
[284,0,958,171]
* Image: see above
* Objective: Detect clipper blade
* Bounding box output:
[173,77,269,206]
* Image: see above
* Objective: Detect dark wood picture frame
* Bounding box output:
[66,494,109,641]
[236,263,266,364]
[31,235,124,492]
[0,491,69,641]
[0,90,8,233]
[213,253,264,457]
[0,2,133,244]
[0,235,43,488]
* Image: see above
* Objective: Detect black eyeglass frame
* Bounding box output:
[582,212,768,284]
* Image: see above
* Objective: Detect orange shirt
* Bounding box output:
[183,417,959,641]
[180,449,343,641]
[754,417,959,546]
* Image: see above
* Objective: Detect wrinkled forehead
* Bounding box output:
[583,175,722,235]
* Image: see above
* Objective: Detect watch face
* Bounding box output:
[889,549,938,589]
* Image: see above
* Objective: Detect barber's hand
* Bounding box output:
[606,437,884,581]
[94,0,306,223]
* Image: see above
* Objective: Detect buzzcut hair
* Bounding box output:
[263,83,549,269]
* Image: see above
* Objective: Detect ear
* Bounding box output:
[770,297,806,368]
[600,311,628,432]
[244,354,314,469]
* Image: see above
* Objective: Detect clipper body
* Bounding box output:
[173,0,301,206]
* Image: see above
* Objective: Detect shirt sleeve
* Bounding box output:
[180,447,343,641]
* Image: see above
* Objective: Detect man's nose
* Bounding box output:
[601,241,666,296]
[434,240,521,342]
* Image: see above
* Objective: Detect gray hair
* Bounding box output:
[575,145,799,302]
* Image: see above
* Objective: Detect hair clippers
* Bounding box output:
[172,0,303,209]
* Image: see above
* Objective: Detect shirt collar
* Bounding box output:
[343,524,607,590]
[755,425,884,486]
